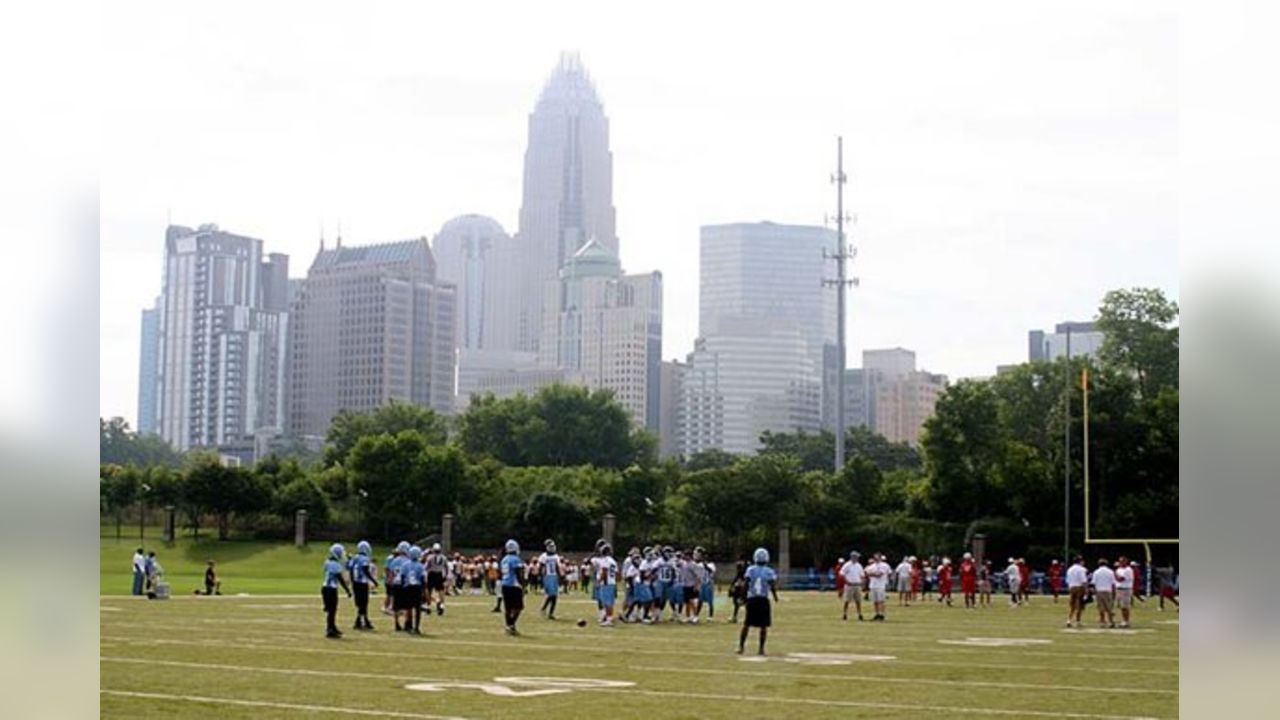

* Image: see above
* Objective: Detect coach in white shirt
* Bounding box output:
[1065,556,1089,627]
[131,547,146,596]
[840,552,865,621]
[866,554,891,621]
[1092,559,1117,628]
[1114,556,1135,628]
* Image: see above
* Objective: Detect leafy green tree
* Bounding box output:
[458,384,651,469]
[100,417,182,467]
[100,464,140,539]
[181,453,269,540]
[683,448,737,471]
[920,379,1005,521]
[1096,287,1179,397]
[345,431,467,538]
[757,427,921,474]
[273,478,332,524]
[324,401,448,467]
[517,491,594,548]
[679,454,801,557]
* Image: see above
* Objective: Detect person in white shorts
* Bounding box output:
[896,556,914,606]
[1092,558,1117,628]
[1114,556,1135,628]
[866,553,891,621]
[840,552,865,621]
[1065,555,1089,627]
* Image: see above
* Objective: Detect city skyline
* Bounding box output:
[101,3,1177,428]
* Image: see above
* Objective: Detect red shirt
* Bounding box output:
[1047,564,1063,590]
[960,560,976,591]
[939,565,953,591]
[1017,561,1031,590]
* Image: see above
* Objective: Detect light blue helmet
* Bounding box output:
[505,539,519,554]
[753,547,769,565]
[396,541,411,554]
[330,543,346,560]
[356,541,372,556]
[409,545,422,561]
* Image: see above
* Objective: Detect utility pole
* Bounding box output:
[1063,327,1072,562]
[824,137,858,472]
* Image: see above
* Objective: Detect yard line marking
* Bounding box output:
[101,622,1177,662]
[98,637,604,669]
[100,689,470,719]
[98,633,1175,676]
[101,647,1175,696]
[577,686,1162,720]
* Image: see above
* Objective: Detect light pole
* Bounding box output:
[140,483,152,541]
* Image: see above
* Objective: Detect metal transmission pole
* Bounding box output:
[824,136,858,472]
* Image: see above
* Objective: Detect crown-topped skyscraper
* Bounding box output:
[516,52,618,353]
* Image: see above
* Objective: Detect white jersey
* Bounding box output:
[1006,563,1021,585]
[538,552,562,577]
[1092,566,1116,592]
[598,557,619,586]
[896,562,913,581]
[1066,563,1088,588]
[840,560,865,585]
[624,559,640,583]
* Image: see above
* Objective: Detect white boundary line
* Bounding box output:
[104,619,1177,663]
[100,659,1161,720]
[101,689,469,719]
[98,634,1175,677]
[101,644,1175,696]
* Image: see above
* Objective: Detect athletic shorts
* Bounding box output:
[654,581,670,604]
[842,585,862,603]
[353,582,370,610]
[667,583,683,605]
[700,582,714,604]
[1068,586,1087,607]
[1095,590,1115,614]
[543,576,559,597]
[402,585,423,610]
[635,582,653,604]
[1116,588,1133,609]
[745,597,771,628]
[683,585,699,603]
[322,586,339,613]
[426,574,445,592]
[501,584,524,611]
[869,587,887,604]
[598,584,617,608]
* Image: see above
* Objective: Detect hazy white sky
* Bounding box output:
[100,1,1176,426]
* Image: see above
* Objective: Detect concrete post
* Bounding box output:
[441,513,455,554]
[602,513,617,548]
[778,525,791,589]
[295,509,308,548]
[163,506,176,543]
[972,533,987,568]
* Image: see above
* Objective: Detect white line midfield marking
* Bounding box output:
[938,637,1055,647]
[99,633,1175,677]
[101,646,1174,696]
[101,690,469,720]
[405,677,635,697]
[739,652,896,665]
[108,620,1175,662]
[1062,628,1155,635]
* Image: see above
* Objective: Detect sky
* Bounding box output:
[100,1,1177,427]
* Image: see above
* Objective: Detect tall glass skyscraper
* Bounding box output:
[516,52,618,353]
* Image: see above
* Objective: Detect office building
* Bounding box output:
[156,224,289,451]
[1028,321,1105,362]
[136,296,161,435]
[658,360,687,459]
[287,238,455,439]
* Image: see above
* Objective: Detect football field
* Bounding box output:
[100,587,1179,719]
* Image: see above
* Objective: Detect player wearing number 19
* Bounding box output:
[322,543,353,639]
[500,539,526,636]
[737,547,779,656]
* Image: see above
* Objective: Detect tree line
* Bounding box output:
[101,288,1177,567]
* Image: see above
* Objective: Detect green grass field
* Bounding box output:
[101,539,1179,719]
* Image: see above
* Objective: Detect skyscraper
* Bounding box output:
[287,238,456,439]
[678,222,836,456]
[540,240,662,428]
[157,224,289,451]
[136,296,161,435]
[431,214,522,354]
[1028,321,1105,362]
[858,348,947,448]
[516,52,618,353]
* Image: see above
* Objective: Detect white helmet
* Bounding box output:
[431,543,441,553]
[409,545,422,561]
[505,539,519,554]
[753,547,769,564]
[545,538,557,553]
[963,552,972,560]
[396,541,411,554]
[356,540,372,556]
[329,543,346,560]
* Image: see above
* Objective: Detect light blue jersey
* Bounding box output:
[401,560,425,587]
[322,559,344,590]
[539,552,561,596]
[745,564,776,599]
[500,554,524,588]
[349,554,374,584]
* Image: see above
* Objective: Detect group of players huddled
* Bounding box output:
[317,537,783,654]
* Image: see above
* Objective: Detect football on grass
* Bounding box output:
[576,618,587,627]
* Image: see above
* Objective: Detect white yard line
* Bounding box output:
[100,660,1161,720]
[98,633,1174,676]
[101,646,1175,696]
[100,689,469,719]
